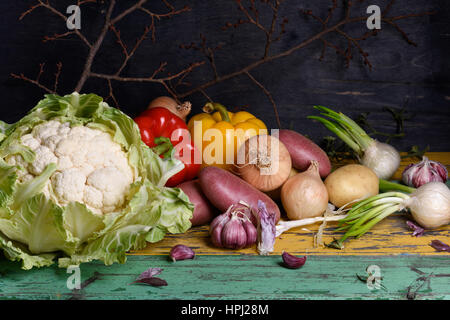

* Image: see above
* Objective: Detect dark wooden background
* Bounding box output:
[0,0,449,151]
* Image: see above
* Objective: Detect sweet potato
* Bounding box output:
[278,129,331,178]
[198,166,281,223]
[177,180,219,226]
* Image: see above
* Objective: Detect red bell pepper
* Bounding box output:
[134,107,200,187]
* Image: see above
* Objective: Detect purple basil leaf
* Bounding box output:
[137,267,163,280]
[430,240,450,252]
[406,221,425,237]
[132,277,168,287]
[257,200,276,256]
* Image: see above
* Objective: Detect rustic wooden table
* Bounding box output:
[0,153,449,300]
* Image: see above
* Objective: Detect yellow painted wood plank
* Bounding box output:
[130,152,450,256]
[131,216,450,256]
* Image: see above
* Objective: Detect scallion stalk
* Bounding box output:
[331,181,450,249]
[308,106,401,180]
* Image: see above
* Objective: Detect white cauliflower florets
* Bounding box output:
[7,120,135,214]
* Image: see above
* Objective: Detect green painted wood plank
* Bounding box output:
[0,254,449,300]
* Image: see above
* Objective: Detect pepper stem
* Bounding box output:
[152,137,174,159]
[203,102,231,122]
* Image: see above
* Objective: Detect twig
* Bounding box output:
[11,62,61,94]
[16,0,193,106]
[75,0,117,92]
[15,0,434,118]
[178,0,434,128]
[245,71,281,128]
[20,0,92,47]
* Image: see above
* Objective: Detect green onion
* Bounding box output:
[309,106,401,180]
[332,181,450,249]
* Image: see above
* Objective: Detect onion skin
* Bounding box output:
[278,129,331,178]
[407,182,450,229]
[148,96,191,122]
[324,164,379,208]
[281,161,329,220]
[235,135,292,192]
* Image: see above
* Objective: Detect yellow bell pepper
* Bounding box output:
[187,102,267,170]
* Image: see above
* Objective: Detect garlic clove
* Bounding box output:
[210,216,229,248]
[209,212,230,236]
[242,219,257,247]
[430,161,448,181]
[281,251,307,269]
[221,217,247,249]
[169,244,195,262]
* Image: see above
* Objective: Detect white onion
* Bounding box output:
[336,181,450,247]
[405,182,450,229]
[361,140,401,180]
[309,106,401,180]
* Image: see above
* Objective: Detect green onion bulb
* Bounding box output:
[361,140,401,180]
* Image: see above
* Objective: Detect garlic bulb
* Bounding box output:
[402,156,448,188]
[209,203,257,249]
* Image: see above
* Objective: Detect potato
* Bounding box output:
[324,164,379,208]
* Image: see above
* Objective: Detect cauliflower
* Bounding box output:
[0,92,193,270]
[6,120,135,214]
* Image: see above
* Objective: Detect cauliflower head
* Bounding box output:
[6,120,135,214]
[0,92,193,269]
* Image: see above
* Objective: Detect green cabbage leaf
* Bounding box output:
[0,92,193,269]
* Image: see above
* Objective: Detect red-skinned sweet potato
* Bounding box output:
[278,129,331,178]
[198,166,281,224]
[177,180,219,226]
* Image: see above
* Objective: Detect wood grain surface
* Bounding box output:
[133,152,450,256]
[0,153,448,300]
[0,255,449,300]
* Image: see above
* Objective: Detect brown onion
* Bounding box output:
[148,96,191,121]
[281,160,329,220]
[234,134,292,192]
[265,167,298,201]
